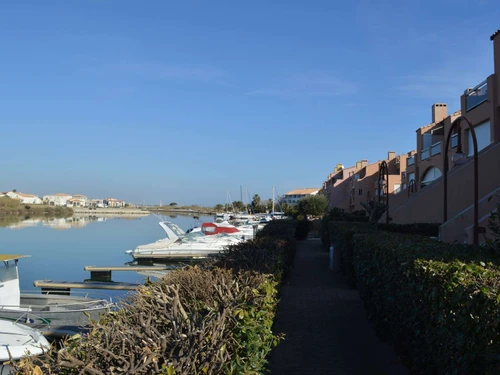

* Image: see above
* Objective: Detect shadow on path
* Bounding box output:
[269,239,409,375]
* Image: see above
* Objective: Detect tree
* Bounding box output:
[251,194,266,213]
[169,202,178,206]
[251,194,261,208]
[298,195,328,218]
[282,202,299,218]
[360,201,387,223]
[266,199,273,212]
[214,204,224,212]
[232,201,245,212]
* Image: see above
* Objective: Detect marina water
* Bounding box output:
[0,214,213,300]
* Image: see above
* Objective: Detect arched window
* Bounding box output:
[421,167,442,187]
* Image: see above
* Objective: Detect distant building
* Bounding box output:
[105,198,126,208]
[90,199,105,208]
[6,191,43,204]
[66,194,89,207]
[43,193,73,206]
[322,152,406,214]
[282,188,321,205]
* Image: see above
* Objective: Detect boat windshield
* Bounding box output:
[168,224,185,237]
[182,232,206,241]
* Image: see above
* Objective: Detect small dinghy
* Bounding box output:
[0,319,50,361]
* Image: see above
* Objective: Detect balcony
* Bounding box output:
[466,80,488,111]
[431,141,441,156]
[421,148,430,161]
[407,156,415,166]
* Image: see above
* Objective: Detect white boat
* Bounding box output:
[126,222,244,260]
[160,219,256,240]
[0,255,114,338]
[0,319,50,361]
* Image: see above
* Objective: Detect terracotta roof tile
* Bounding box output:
[284,188,321,196]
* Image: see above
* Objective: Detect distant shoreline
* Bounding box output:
[72,207,150,215]
[0,204,73,217]
[148,208,216,216]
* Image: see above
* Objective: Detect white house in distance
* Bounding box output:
[6,191,43,204]
[282,188,321,205]
[66,194,89,207]
[105,198,126,208]
[43,193,73,206]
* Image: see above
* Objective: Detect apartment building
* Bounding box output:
[323,152,407,214]
[388,28,500,244]
[282,188,321,205]
[323,163,363,212]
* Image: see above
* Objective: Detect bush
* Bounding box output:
[327,222,375,287]
[15,220,297,375]
[295,220,311,240]
[320,209,370,250]
[377,223,441,237]
[351,230,500,374]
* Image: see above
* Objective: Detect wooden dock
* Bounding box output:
[131,253,209,261]
[84,265,172,281]
[33,280,140,295]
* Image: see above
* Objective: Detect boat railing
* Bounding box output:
[14,310,51,329]
[21,289,114,304]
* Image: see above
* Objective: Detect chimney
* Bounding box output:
[360,159,369,168]
[335,163,343,172]
[356,161,362,169]
[387,151,396,160]
[432,103,448,123]
[491,28,500,78]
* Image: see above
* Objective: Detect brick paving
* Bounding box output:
[268,239,409,375]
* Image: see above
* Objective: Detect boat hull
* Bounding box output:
[0,294,112,337]
[0,320,50,361]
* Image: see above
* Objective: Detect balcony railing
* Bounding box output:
[431,141,441,156]
[407,156,415,166]
[421,148,430,161]
[466,80,488,111]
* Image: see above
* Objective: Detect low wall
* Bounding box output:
[389,142,500,225]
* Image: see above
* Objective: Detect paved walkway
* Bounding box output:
[269,239,409,375]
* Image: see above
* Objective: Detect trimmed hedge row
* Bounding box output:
[330,223,500,374]
[15,220,298,375]
[327,221,375,287]
[376,222,442,237]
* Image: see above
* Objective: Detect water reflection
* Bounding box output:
[4,214,145,230]
[0,214,213,300]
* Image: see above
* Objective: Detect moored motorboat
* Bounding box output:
[0,319,50,361]
[0,255,114,338]
[126,221,244,260]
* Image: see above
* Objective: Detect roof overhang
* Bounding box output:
[0,254,30,262]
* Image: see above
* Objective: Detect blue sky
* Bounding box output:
[1,1,498,206]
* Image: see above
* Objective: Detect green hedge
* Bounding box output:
[351,230,500,374]
[294,220,311,240]
[377,222,442,237]
[320,213,369,250]
[16,221,297,375]
[327,222,375,287]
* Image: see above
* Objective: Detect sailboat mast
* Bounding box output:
[272,185,275,214]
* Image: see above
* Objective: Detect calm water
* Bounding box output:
[0,214,213,299]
